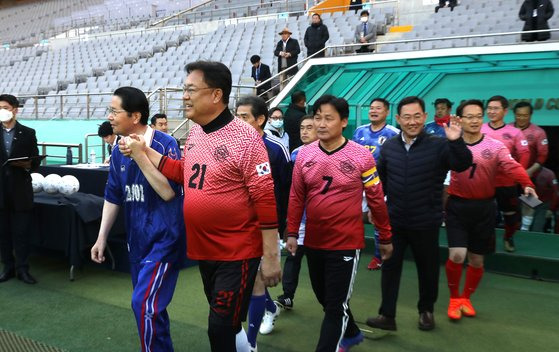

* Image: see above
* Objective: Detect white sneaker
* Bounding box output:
[250,344,258,352]
[259,304,280,335]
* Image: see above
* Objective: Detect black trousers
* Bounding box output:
[0,209,32,271]
[281,245,306,299]
[306,248,361,352]
[379,227,440,318]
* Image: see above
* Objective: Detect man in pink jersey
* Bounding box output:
[481,95,530,252]
[122,61,281,352]
[512,101,550,232]
[287,95,392,352]
[445,99,536,321]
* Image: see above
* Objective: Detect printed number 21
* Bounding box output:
[321,176,333,194]
[189,163,207,189]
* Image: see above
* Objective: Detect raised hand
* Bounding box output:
[443,115,462,141]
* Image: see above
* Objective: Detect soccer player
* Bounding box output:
[425,98,453,137]
[91,87,184,351]
[481,95,530,252]
[352,97,399,270]
[511,102,549,231]
[122,61,281,352]
[445,99,536,320]
[367,96,472,332]
[236,96,291,350]
[287,95,393,352]
[275,114,318,310]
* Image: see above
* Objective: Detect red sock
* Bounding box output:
[445,259,463,298]
[462,265,484,299]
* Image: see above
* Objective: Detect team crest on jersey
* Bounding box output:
[526,134,535,142]
[256,162,271,176]
[213,145,230,162]
[378,136,387,145]
[481,149,493,159]
[339,160,356,175]
[502,133,512,140]
[167,148,178,159]
[121,165,126,172]
[304,161,316,168]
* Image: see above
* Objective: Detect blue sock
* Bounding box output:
[374,230,381,260]
[265,289,277,313]
[247,294,266,348]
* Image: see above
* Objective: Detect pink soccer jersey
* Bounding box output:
[448,135,534,199]
[481,123,530,186]
[288,139,391,250]
[510,123,548,167]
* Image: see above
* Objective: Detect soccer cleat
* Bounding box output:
[367,257,383,271]
[259,303,280,334]
[504,238,515,252]
[275,295,293,310]
[460,298,476,317]
[338,331,364,352]
[447,298,462,320]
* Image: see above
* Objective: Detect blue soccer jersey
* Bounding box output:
[105,127,185,263]
[424,121,446,137]
[263,134,291,234]
[352,123,400,161]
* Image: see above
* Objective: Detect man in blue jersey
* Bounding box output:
[275,114,317,311]
[236,95,291,351]
[91,87,185,352]
[425,98,452,137]
[353,98,399,270]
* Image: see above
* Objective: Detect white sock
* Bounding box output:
[521,216,534,231]
[236,326,251,352]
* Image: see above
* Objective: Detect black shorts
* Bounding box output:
[446,196,496,255]
[199,257,260,329]
[495,186,519,213]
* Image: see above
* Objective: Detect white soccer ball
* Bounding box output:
[43,174,62,194]
[31,173,44,193]
[58,175,80,196]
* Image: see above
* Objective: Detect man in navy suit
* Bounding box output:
[250,55,272,100]
[0,94,40,284]
[274,28,300,90]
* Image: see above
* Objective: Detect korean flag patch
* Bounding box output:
[256,162,271,177]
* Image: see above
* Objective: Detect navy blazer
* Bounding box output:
[251,63,272,95]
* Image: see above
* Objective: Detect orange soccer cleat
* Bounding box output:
[447,298,462,320]
[460,298,476,317]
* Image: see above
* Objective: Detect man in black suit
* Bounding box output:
[0,94,39,284]
[274,27,300,90]
[250,55,272,100]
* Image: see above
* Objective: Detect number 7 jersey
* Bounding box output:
[287,139,391,250]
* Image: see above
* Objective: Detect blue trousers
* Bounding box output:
[130,261,179,352]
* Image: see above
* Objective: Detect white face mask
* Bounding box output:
[360,16,368,23]
[270,120,284,129]
[0,109,13,123]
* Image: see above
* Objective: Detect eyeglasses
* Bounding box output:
[107,107,126,115]
[461,115,483,120]
[183,85,215,96]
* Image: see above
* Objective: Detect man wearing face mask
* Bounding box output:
[355,10,376,53]
[0,94,40,284]
[265,107,290,151]
[304,13,330,58]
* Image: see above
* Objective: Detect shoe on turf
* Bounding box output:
[275,295,293,310]
[367,257,382,271]
[366,315,397,331]
[338,331,364,352]
[504,238,515,252]
[447,298,462,320]
[249,344,258,352]
[460,298,476,317]
[259,303,280,334]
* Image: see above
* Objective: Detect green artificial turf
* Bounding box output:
[0,254,558,352]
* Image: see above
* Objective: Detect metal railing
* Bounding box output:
[84,133,107,164]
[38,142,83,166]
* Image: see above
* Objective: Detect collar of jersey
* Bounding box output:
[202,108,234,134]
[144,125,155,146]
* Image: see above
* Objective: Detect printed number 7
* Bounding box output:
[321,176,333,194]
[469,163,477,179]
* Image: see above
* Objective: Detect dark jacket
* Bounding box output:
[304,22,330,56]
[0,121,40,211]
[378,132,472,230]
[283,103,306,152]
[251,63,272,96]
[274,37,301,76]
[519,0,555,41]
